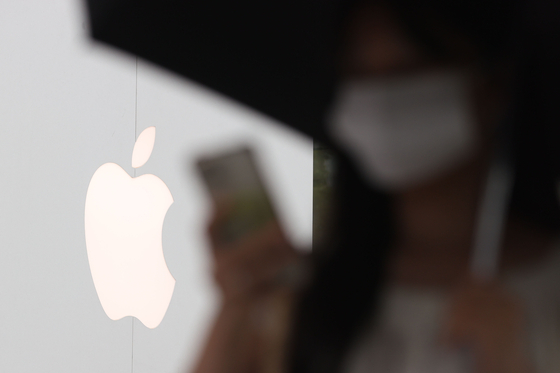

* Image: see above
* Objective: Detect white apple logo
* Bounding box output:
[85,127,175,329]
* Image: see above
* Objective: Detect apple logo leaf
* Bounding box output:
[132,126,156,168]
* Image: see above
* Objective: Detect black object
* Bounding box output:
[86,0,350,142]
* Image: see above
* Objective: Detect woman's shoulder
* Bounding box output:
[343,244,560,373]
[342,286,463,373]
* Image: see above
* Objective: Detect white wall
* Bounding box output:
[0,1,312,372]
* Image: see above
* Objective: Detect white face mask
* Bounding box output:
[329,71,478,190]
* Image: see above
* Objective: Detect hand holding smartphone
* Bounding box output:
[197,146,308,373]
[197,146,308,288]
[197,147,279,245]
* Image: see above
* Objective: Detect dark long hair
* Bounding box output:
[288,1,560,373]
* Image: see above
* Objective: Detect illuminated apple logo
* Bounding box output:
[85,127,175,329]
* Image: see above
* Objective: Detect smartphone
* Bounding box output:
[197,147,278,244]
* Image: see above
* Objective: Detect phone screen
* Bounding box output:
[197,147,277,244]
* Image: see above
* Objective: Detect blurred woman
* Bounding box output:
[192,1,560,373]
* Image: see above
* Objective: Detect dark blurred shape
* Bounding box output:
[86,0,349,142]
[85,0,560,231]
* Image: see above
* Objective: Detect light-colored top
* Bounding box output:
[344,247,560,373]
